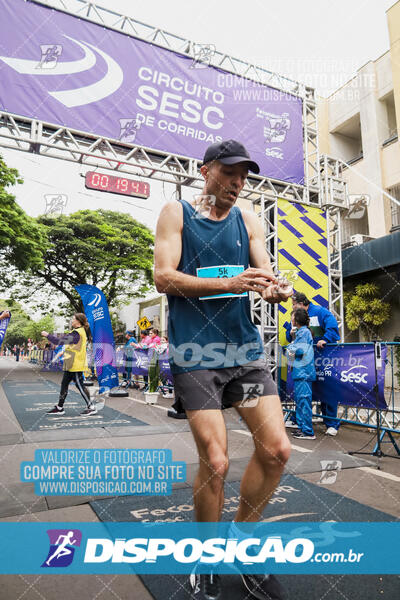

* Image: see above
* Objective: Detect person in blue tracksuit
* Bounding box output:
[284,292,341,435]
[286,308,316,439]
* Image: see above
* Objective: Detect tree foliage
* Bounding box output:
[344,283,391,340]
[0,298,32,347]
[0,154,46,270]
[2,209,154,313]
[23,315,55,343]
[0,299,55,346]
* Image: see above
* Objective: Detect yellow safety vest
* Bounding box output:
[64,326,88,372]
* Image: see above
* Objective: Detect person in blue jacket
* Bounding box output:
[287,308,316,439]
[284,292,341,436]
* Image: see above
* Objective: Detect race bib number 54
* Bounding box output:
[197,265,247,300]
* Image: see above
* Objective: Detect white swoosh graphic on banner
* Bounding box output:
[88,293,102,307]
[49,40,123,107]
[0,35,96,75]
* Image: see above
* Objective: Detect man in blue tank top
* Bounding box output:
[154,140,292,600]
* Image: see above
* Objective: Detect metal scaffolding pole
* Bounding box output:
[319,155,350,341]
[251,195,279,373]
[0,110,320,206]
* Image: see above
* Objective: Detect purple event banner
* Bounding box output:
[283,343,387,410]
[117,347,173,383]
[0,0,304,183]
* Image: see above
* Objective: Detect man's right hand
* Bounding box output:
[229,267,277,295]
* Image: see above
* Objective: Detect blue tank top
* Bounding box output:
[167,200,264,374]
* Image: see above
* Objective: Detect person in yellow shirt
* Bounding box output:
[41,313,96,416]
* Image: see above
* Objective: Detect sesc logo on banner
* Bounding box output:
[340,365,368,384]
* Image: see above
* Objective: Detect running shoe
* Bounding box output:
[290,429,303,436]
[80,405,97,416]
[190,572,221,599]
[292,431,316,440]
[284,420,298,428]
[325,427,338,436]
[167,409,187,419]
[240,573,286,600]
[47,405,64,415]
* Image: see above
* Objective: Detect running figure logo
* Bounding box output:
[192,194,216,219]
[263,112,291,143]
[44,194,68,216]
[119,118,142,143]
[42,529,82,568]
[190,43,216,68]
[239,383,264,407]
[37,45,62,69]
[319,460,342,485]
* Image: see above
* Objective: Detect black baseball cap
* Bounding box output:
[201,139,260,174]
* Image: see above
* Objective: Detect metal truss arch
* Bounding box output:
[0,0,347,366]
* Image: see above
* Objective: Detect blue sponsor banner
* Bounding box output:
[127,348,173,382]
[0,522,398,574]
[131,347,151,376]
[158,349,173,384]
[75,285,119,391]
[0,310,11,349]
[284,343,387,410]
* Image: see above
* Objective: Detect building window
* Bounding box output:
[389,185,400,231]
[381,91,398,146]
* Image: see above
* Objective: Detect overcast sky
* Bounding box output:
[2,0,396,232]
[96,0,395,98]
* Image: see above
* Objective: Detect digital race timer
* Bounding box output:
[85,171,150,199]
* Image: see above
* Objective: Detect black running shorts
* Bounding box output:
[172,359,277,412]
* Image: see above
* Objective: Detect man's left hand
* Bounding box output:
[316,340,327,349]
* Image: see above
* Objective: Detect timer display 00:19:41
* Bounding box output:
[85,171,150,198]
